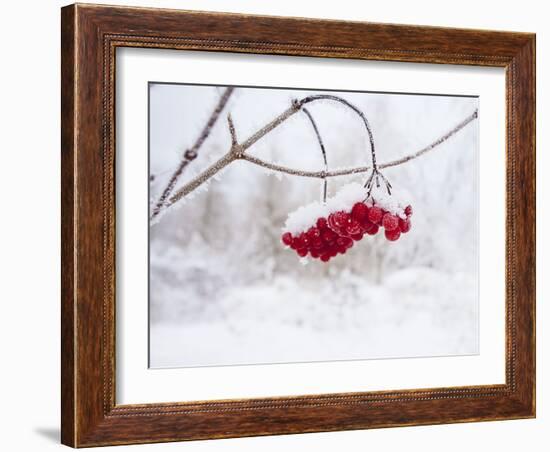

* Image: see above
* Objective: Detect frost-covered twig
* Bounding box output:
[150,87,234,221]
[162,95,478,219]
[298,94,376,166]
[227,113,238,146]
[379,109,478,168]
[167,101,302,206]
[241,108,478,179]
[302,108,329,203]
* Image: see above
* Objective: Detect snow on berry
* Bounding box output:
[281,182,414,261]
[365,184,411,220]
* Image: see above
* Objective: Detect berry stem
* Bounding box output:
[302,107,329,203]
[298,95,377,169]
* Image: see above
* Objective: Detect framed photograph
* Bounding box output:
[61,3,535,447]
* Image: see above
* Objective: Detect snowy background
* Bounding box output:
[148,83,479,368]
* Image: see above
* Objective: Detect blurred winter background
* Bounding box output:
[148,83,479,368]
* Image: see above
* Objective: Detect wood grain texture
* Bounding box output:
[60,5,76,447]
[60,3,536,447]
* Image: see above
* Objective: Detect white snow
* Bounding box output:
[283,182,367,234]
[150,267,477,368]
[365,184,412,220]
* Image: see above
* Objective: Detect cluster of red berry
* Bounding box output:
[281,202,413,262]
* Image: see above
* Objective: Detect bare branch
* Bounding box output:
[238,109,478,179]
[240,103,301,150]
[150,87,234,220]
[167,152,238,203]
[379,109,478,169]
[160,95,479,219]
[241,154,368,178]
[168,102,301,207]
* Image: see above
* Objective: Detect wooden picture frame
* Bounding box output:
[61,3,535,447]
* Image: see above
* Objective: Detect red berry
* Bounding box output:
[307,226,321,240]
[399,218,411,233]
[405,205,413,216]
[310,249,320,258]
[322,229,338,244]
[299,232,310,247]
[290,237,300,249]
[327,213,339,233]
[328,211,349,234]
[360,219,373,233]
[336,236,353,249]
[351,202,369,223]
[365,224,379,235]
[344,220,361,236]
[297,248,308,257]
[385,228,401,241]
[316,217,328,230]
[367,206,383,225]
[382,213,399,231]
[311,238,323,249]
[282,232,293,246]
[351,232,364,241]
[336,211,350,225]
[320,254,331,262]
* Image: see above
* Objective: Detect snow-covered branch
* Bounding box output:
[156,94,478,221]
[165,101,302,209]
[243,109,479,178]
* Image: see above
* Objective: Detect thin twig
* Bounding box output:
[299,94,377,168]
[301,94,392,196]
[150,87,234,220]
[227,113,238,146]
[163,97,478,217]
[379,109,478,168]
[241,154,370,178]
[302,108,329,203]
